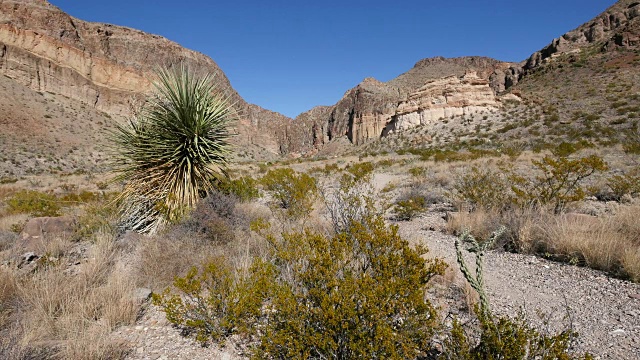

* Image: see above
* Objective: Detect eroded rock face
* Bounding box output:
[310,70,501,145]
[524,0,640,71]
[390,72,498,132]
[299,57,513,146]
[0,0,301,158]
[0,1,232,115]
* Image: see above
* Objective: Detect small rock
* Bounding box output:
[133,287,153,303]
[19,216,77,251]
[610,329,626,336]
[17,252,39,268]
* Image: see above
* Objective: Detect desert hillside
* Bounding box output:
[0,1,639,359]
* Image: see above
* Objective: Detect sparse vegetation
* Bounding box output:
[3,4,640,358]
[155,210,447,358]
[510,154,607,213]
[453,166,510,211]
[218,176,261,202]
[444,228,593,360]
[5,190,61,217]
[394,191,428,220]
[260,167,318,220]
[109,64,235,233]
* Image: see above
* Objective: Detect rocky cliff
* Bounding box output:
[523,1,640,72]
[0,0,304,159]
[299,56,513,146]
[388,71,498,133]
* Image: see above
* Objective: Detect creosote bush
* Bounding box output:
[218,176,261,202]
[454,166,511,211]
[607,169,640,201]
[260,167,317,220]
[155,213,447,359]
[152,257,272,344]
[394,193,427,221]
[5,190,61,217]
[453,155,607,214]
[510,154,607,213]
[344,161,374,182]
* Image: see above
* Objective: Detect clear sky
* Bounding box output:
[49,0,614,118]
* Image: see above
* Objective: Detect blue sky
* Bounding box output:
[49,0,613,118]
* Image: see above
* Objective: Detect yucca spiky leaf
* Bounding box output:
[109,64,236,233]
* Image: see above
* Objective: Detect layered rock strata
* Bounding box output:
[0,0,304,157]
[300,56,515,146]
[389,72,498,132]
[346,72,499,144]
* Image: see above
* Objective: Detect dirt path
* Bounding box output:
[397,212,640,360]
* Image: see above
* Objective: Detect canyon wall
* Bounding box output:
[0,0,304,158]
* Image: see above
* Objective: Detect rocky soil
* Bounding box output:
[399,212,640,360]
[108,209,640,359]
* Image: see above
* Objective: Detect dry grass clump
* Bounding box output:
[448,205,640,281]
[540,206,640,280]
[135,234,220,292]
[135,191,269,291]
[2,232,137,358]
[0,267,18,328]
[0,230,17,252]
[447,209,505,244]
[622,248,640,283]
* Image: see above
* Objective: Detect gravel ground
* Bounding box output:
[111,210,639,359]
[398,211,640,360]
[111,306,243,360]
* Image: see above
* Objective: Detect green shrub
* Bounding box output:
[255,218,446,359]
[60,190,99,203]
[152,257,272,344]
[375,159,394,168]
[309,163,340,176]
[345,161,374,182]
[394,194,427,221]
[156,212,447,358]
[261,168,317,219]
[0,177,18,184]
[510,155,607,213]
[218,176,260,202]
[607,170,640,200]
[5,190,61,217]
[454,167,511,211]
[408,166,427,178]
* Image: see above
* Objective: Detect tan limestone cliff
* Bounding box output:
[0,0,302,159]
[346,71,499,144]
[389,71,498,133]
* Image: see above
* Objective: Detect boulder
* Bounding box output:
[19,216,77,251]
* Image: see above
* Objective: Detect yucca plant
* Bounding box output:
[109,64,236,233]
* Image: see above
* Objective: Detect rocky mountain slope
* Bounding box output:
[2,0,639,174]
[298,56,517,146]
[298,0,640,151]
[0,0,317,174]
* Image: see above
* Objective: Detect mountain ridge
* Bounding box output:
[2,0,639,168]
